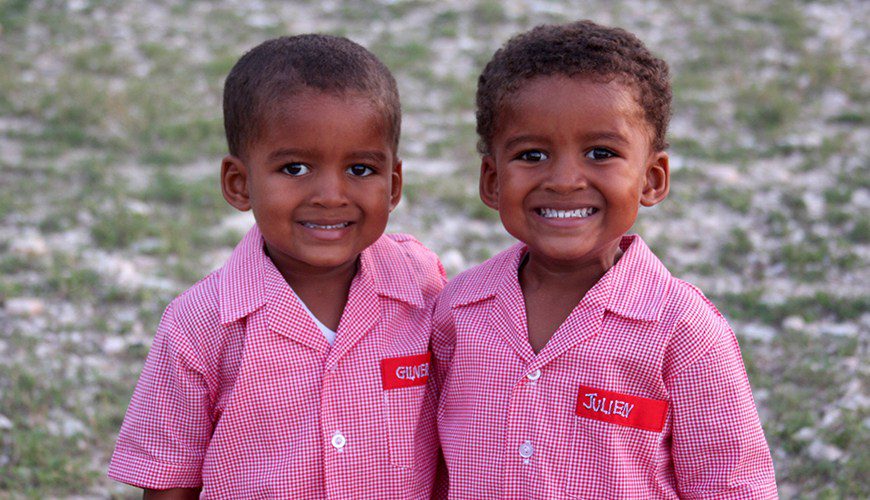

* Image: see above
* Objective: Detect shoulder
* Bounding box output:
[659,275,736,380]
[166,270,222,332]
[371,233,447,303]
[157,268,238,366]
[440,243,523,309]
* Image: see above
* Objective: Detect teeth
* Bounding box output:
[538,207,597,219]
[302,222,350,230]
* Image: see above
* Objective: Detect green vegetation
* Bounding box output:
[0,1,866,497]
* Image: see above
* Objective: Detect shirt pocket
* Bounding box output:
[383,384,428,469]
[566,412,669,498]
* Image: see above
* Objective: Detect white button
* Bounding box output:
[331,432,346,450]
[527,369,541,381]
[519,441,534,459]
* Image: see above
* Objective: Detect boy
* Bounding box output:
[432,21,778,498]
[109,35,445,498]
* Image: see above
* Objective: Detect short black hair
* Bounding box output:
[223,34,401,158]
[476,20,671,155]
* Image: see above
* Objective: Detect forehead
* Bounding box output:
[495,75,650,141]
[246,90,394,157]
[249,88,395,151]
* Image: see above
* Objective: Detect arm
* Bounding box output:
[144,488,201,499]
[668,322,778,499]
[108,303,215,490]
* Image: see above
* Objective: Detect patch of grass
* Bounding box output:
[734,79,801,143]
[829,111,867,125]
[779,236,830,281]
[847,217,870,244]
[430,9,460,38]
[90,203,157,249]
[45,257,102,302]
[705,186,753,214]
[0,363,97,494]
[70,42,130,76]
[718,227,753,272]
[471,0,507,25]
[716,290,869,324]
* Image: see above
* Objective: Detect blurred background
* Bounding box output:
[0,0,867,497]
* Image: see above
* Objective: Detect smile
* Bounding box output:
[300,222,351,230]
[537,207,598,219]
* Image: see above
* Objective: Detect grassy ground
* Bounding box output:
[0,0,867,497]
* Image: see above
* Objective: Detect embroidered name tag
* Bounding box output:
[576,385,668,432]
[380,353,431,390]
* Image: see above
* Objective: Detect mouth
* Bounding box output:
[536,207,598,219]
[300,221,352,230]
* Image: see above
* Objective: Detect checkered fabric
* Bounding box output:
[431,235,777,499]
[108,225,446,498]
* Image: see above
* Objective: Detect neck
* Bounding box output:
[519,242,624,297]
[264,246,359,297]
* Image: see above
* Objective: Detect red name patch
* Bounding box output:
[381,353,431,390]
[576,385,668,432]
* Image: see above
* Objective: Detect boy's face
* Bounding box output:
[480,75,669,270]
[221,90,401,277]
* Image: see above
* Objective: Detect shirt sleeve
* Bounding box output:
[667,320,778,499]
[108,302,215,489]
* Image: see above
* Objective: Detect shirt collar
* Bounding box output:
[449,242,526,308]
[218,226,425,325]
[359,234,425,308]
[605,234,671,321]
[450,235,670,322]
[218,225,269,325]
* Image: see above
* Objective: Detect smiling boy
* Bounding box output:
[109,35,445,498]
[432,21,777,498]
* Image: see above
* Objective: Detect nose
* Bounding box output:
[310,169,349,207]
[542,155,588,193]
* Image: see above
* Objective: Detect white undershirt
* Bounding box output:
[291,289,337,345]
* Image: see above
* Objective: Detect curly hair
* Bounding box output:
[223,34,401,158]
[476,20,671,155]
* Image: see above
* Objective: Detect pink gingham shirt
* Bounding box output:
[432,235,777,499]
[109,225,446,498]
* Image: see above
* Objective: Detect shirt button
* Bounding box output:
[527,369,541,381]
[331,432,346,451]
[519,441,534,459]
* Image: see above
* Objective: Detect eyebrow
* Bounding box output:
[503,135,549,151]
[581,131,631,146]
[267,148,389,163]
[503,131,630,151]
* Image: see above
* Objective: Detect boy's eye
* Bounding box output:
[347,164,375,177]
[517,150,549,162]
[585,148,616,160]
[281,163,310,176]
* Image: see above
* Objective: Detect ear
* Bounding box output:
[221,155,252,211]
[640,151,670,207]
[389,159,403,211]
[479,155,500,210]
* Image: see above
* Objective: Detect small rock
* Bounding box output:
[440,249,466,276]
[5,297,46,317]
[821,323,858,337]
[783,316,805,331]
[103,336,127,354]
[10,232,48,258]
[741,323,777,343]
[794,427,814,442]
[0,414,13,430]
[807,439,844,462]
